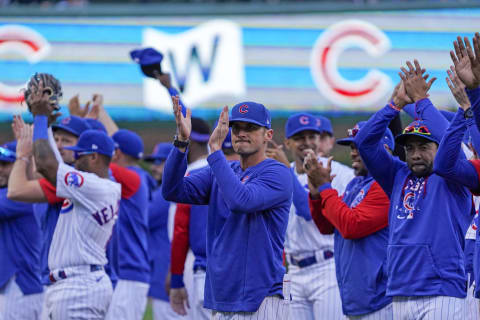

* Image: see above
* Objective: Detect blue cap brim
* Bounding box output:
[286,126,322,139]
[63,146,86,152]
[229,118,270,129]
[52,124,79,137]
[395,133,439,146]
[337,138,354,146]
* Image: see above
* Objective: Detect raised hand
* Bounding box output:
[303,149,335,188]
[12,115,26,141]
[172,95,191,142]
[451,36,480,89]
[392,80,413,109]
[266,140,290,167]
[209,106,229,153]
[16,120,33,158]
[85,94,103,119]
[446,66,470,111]
[399,60,437,102]
[68,95,91,118]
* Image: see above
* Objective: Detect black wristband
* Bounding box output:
[173,135,189,148]
[464,107,474,119]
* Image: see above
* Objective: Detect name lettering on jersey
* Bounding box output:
[396,177,425,220]
[65,172,84,188]
[92,205,117,226]
[60,199,74,214]
[350,189,365,208]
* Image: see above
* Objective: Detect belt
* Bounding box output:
[289,250,334,268]
[49,265,102,283]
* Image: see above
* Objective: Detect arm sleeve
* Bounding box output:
[308,194,335,234]
[353,104,405,197]
[168,87,187,117]
[48,127,63,164]
[109,163,141,199]
[467,87,480,132]
[162,148,212,205]
[414,98,450,141]
[207,151,293,214]
[318,182,389,239]
[290,168,312,221]
[467,117,480,156]
[170,203,191,288]
[38,178,64,204]
[0,193,33,220]
[403,103,417,119]
[433,108,480,190]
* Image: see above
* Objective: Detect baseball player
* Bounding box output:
[355,60,472,319]
[162,98,292,319]
[144,142,183,320]
[106,129,154,320]
[281,112,353,320]
[316,115,335,157]
[26,77,122,319]
[303,122,394,319]
[0,140,43,320]
[169,117,211,320]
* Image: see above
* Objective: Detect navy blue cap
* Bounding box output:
[214,120,233,149]
[317,115,333,136]
[395,120,439,145]
[64,130,115,158]
[338,121,395,150]
[144,142,174,163]
[130,47,163,78]
[0,141,16,162]
[285,113,322,139]
[52,116,91,137]
[85,119,107,134]
[112,129,144,159]
[229,102,271,129]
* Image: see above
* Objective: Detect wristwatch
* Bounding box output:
[173,135,189,148]
[464,107,474,119]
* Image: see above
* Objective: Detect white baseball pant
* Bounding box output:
[106,279,149,320]
[152,299,186,320]
[212,296,289,320]
[392,295,468,320]
[346,303,393,320]
[466,274,479,320]
[193,269,210,320]
[288,257,343,320]
[0,276,43,320]
[45,268,112,320]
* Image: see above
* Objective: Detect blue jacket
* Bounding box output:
[162,149,292,312]
[334,175,391,316]
[0,188,43,294]
[108,166,152,285]
[355,101,472,298]
[148,187,171,301]
[32,202,61,285]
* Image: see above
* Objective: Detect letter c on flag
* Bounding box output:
[310,20,391,107]
[0,25,51,105]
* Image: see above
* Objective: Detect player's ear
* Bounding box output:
[264,128,273,141]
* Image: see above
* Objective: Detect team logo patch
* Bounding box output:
[299,116,310,125]
[403,192,415,211]
[65,172,84,188]
[61,117,71,125]
[60,199,74,214]
[238,105,249,114]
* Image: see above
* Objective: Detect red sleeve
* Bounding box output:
[170,203,191,275]
[469,160,480,195]
[38,178,64,204]
[308,194,335,234]
[320,182,389,239]
[109,163,141,199]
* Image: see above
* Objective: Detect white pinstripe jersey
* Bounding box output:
[48,162,121,270]
[285,158,354,257]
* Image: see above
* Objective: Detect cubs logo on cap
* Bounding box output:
[285,113,321,138]
[239,105,249,114]
[229,101,271,129]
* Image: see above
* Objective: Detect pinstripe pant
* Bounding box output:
[288,260,343,320]
[211,296,289,320]
[45,270,112,320]
[105,279,149,320]
[152,299,186,320]
[0,276,43,320]
[466,276,479,320]
[392,296,468,320]
[346,303,393,320]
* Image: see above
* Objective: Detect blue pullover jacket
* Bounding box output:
[355,99,472,298]
[0,188,43,295]
[162,149,292,312]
